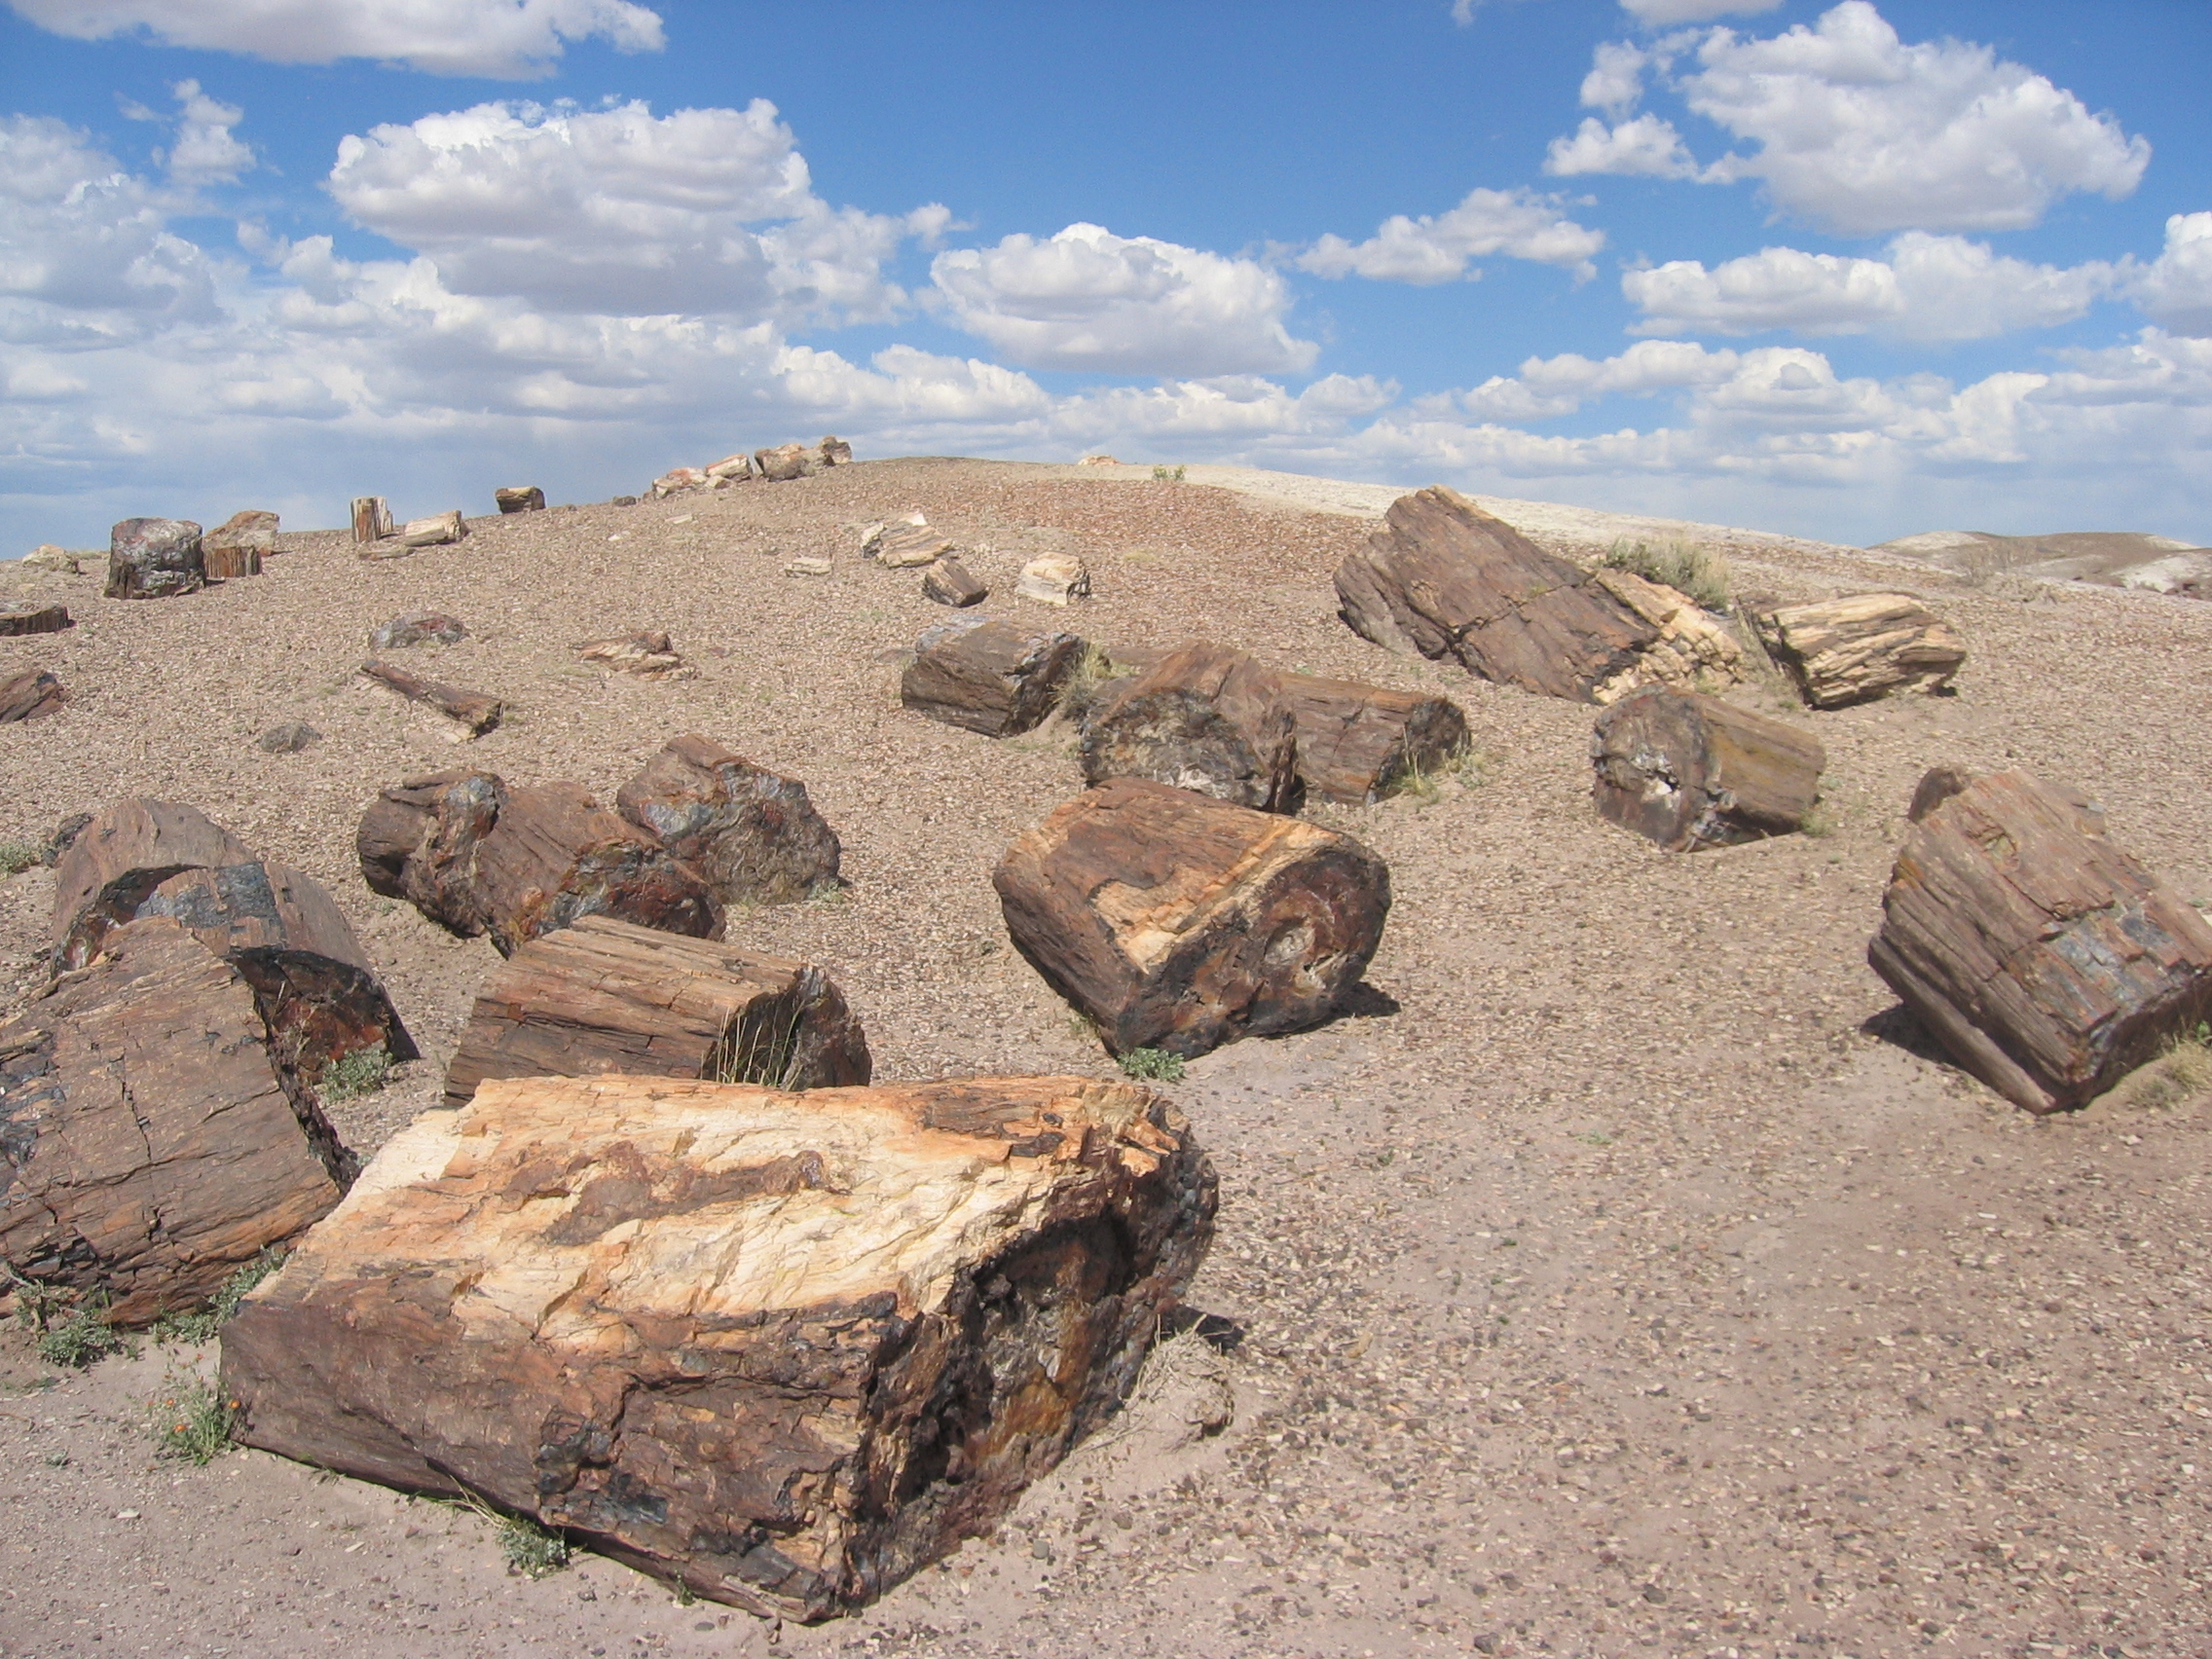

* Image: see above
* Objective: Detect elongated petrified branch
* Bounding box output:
[360,659,503,735]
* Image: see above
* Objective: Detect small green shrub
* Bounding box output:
[152,1247,287,1345]
[0,842,41,878]
[37,1305,131,1368]
[1151,464,1187,483]
[1118,1048,1187,1084]
[1604,537,1732,613]
[1387,742,1484,805]
[316,1042,390,1105]
[149,1371,238,1465]
[498,1514,571,1578]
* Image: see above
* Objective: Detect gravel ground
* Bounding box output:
[2,458,2209,1659]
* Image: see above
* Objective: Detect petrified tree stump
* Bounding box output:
[994,777,1391,1057]
[921,557,987,608]
[1078,644,1301,813]
[1590,687,1826,851]
[901,617,1086,737]
[0,601,71,636]
[351,497,392,544]
[203,509,276,578]
[1868,770,2212,1114]
[356,769,508,937]
[360,659,503,735]
[495,486,545,514]
[52,797,258,965]
[1334,487,1658,702]
[221,1072,1213,1619]
[106,517,204,600]
[1748,593,1966,708]
[0,919,352,1325]
[615,733,840,904]
[443,915,869,1106]
[474,783,722,956]
[1277,671,1470,805]
[0,668,68,721]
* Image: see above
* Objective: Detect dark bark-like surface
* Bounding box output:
[615,732,840,904]
[993,777,1391,1057]
[0,919,351,1325]
[360,659,504,735]
[495,487,545,514]
[355,769,508,938]
[1867,770,2212,1114]
[921,557,988,607]
[0,602,71,637]
[105,517,203,601]
[0,669,68,722]
[52,797,258,969]
[1277,671,1470,805]
[202,508,273,579]
[1590,687,1826,852]
[1906,764,1973,824]
[1748,593,1967,709]
[901,617,1085,737]
[1078,644,1301,813]
[473,782,723,956]
[443,914,869,1105]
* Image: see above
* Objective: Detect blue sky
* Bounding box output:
[4,0,2210,550]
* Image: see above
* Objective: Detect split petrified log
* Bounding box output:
[1748,593,1966,709]
[901,617,1085,737]
[203,509,276,579]
[1868,770,2212,1114]
[106,517,204,600]
[350,497,392,544]
[360,659,503,735]
[495,486,545,514]
[1277,671,1470,805]
[0,919,352,1325]
[356,769,508,937]
[442,915,869,1106]
[1590,687,1825,852]
[1588,568,1747,702]
[1334,487,1658,702]
[221,1071,1212,1619]
[473,782,723,956]
[1078,644,1301,813]
[0,668,68,721]
[994,777,1391,1057]
[52,797,258,968]
[615,733,839,904]
[921,557,987,607]
[0,601,71,636]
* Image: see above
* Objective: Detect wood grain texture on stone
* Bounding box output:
[920,557,987,608]
[0,668,68,722]
[443,915,869,1106]
[221,1072,1215,1619]
[1587,568,1748,702]
[1276,670,1470,806]
[0,601,71,636]
[356,768,507,938]
[203,510,276,579]
[1333,487,1658,702]
[350,497,392,544]
[1014,554,1090,607]
[576,631,686,678]
[755,443,813,483]
[368,610,467,649]
[1748,592,1966,709]
[1078,644,1301,813]
[473,782,723,957]
[615,733,840,905]
[360,659,504,735]
[0,919,351,1325]
[993,778,1390,1057]
[866,516,954,569]
[1867,770,2212,1114]
[52,797,258,969]
[106,517,204,600]
[1590,687,1826,853]
[901,616,1085,737]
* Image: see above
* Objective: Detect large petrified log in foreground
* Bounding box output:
[1276,670,1470,805]
[0,919,352,1324]
[0,668,68,721]
[1747,592,1966,709]
[473,782,723,956]
[993,778,1390,1057]
[1078,644,1301,812]
[1334,487,1659,702]
[1590,687,1826,852]
[360,659,503,735]
[615,733,840,904]
[53,797,258,965]
[106,516,204,600]
[901,616,1086,737]
[356,769,508,937]
[1868,769,2212,1114]
[222,1072,1215,1619]
[442,915,868,1105]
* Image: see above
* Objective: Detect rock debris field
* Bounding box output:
[3,456,2211,1659]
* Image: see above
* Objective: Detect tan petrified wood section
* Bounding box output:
[900,616,1086,737]
[1274,669,1470,805]
[1867,769,2212,1114]
[1590,687,1827,852]
[1748,592,1966,709]
[1078,643,1302,813]
[221,1073,1216,1621]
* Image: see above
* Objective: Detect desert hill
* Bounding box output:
[1873,527,2212,597]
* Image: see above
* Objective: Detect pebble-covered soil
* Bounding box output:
[1,458,2209,1659]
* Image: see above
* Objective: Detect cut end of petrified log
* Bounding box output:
[901,617,1086,737]
[1276,670,1470,805]
[615,732,840,904]
[1590,687,1826,852]
[474,782,723,956]
[52,797,259,967]
[356,768,508,937]
[1078,644,1302,813]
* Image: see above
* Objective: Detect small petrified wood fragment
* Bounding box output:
[356,768,508,937]
[360,659,503,735]
[901,617,1085,737]
[106,517,204,600]
[222,1072,1213,1619]
[1277,671,1470,805]
[921,557,987,607]
[1078,644,1301,813]
[394,510,467,549]
[866,516,953,569]
[52,797,258,967]
[369,610,467,649]
[0,668,68,722]
[993,777,1391,1057]
[473,782,723,956]
[351,497,392,544]
[0,601,71,636]
[443,915,869,1106]
[615,733,839,904]
[0,919,352,1325]
[1590,687,1825,852]
[1748,593,1966,709]
[576,630,686,678]
[495,486,545,514]
[1867,770,2212,1114]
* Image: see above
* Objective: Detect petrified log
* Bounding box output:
[1587,568,1747,701]
[704,454,753,485]
[650,467,707,498]
[356,768,508,937]
[1748,593,1966,709]
[1277,671,1469,805]
[473,782,723,956]
[351,497,393,544]
[394,509,467,549]
[818,435,852,466]
[615,733,840,904]
[0,601,71,636]
[203,509,276,578]
[442,915,868,1106]
[106,516,204,600]
[52,797,258,966]
[1015,554,1090,606]
[901,617,1086,737]
[866,515,953,569]
[495,486,545,514]
[1590,687,1825,852]
[0,668,68,721]
[368,610,467,648]
[0,919,352,1325]
[994,777,1391,1057]
[1868,770,2212,1114]
[1078,644,1301,813]
[755,442,812,482]
[1334,487,1658,702]
[921,557,987,607]
[360,659,503,735]
[221,1071,1213,1618]
[576,630,686,678]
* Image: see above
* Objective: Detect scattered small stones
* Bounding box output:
[922,556,988,607]
[0,600,71,636]
[369,610,469,649]
[494,486,545,514]
[576,630,687,678]
[611,494,640,507]
[106,517,204,600]
[256,721,321,754]
[0,668,69,721]
[1015,552,1091,605]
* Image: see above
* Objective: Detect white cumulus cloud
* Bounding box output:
[1580,42,1649,114]
[1545,115,1700,180]
[1298,188,1605,284]
[2129,212,2212,338]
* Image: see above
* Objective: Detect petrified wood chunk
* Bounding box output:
[203,509,277,578]
[649,467,706,498]
[0,601,71,636]
[0,919,352,1325]
[473,782,723,956]
[52,797,258,967]
[704,454,753,485]
[351,497,393,544]
[442,915,869,1106]
[106,516,204,600]
[1334,487,1658,702]
[576,630,686,678]
[755,442,813,482]
[866,514,953,569]
[1748,593,1966,709]
[1078,644,1301,813]
[1590,687,1826,852]
[993,777,1391,1057]
[356,768,508,937]
[360,659,503,735]
[256,721,319,754]
[1015,553,1090,606]
[1867,770,2212,1114]
[1588,568,1747,702]
[901,616,1085,737]
[921,557,987,607]
[495,486,545,514]
[0,668,68,721]
[615,733,840,904]
[818,435,852,466]
[369,610,468,648]
[1906,763,1972,824]
[221,1072,1213,1619]
[1277,671,1470,805]
[395,509,467,549]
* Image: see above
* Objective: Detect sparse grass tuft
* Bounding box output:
[1118,1048,1187,1084]
[1151,464,1187,483]
[1800,802,1837,838]
[806,878,850,907]
[0,842,41,878]
[1056,644,1124,725]
[148,1369,238,1465]
[316,1042,390,1105]
[1604,537,1732,613]
[2122,1023,2212,1110]
[1386,742,1486,806]
[498,1514,571,1578]
[152,1247,287,1346]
